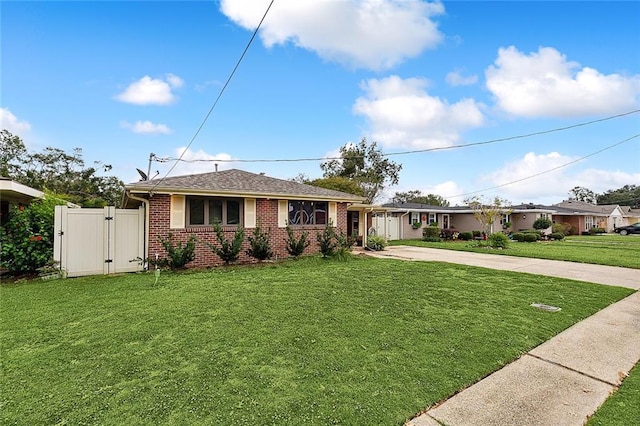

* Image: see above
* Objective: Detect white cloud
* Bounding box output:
[573,169,640,195]
[121,120,172,135]
[353,75,485,149]
[482,151,577,201]
[0,107,31,135]
[220,0,445,70]
[158,147,236,176]
[486,46,640,117]
[115,74,184,105]
[446,70,478,86]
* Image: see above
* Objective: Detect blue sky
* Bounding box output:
[2,0,639,205]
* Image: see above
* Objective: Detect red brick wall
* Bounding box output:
[147,195,349,268]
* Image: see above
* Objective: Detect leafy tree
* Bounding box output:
[568,186,596,204]
[0,194,67,274]
[246,224,273,261]
[465,196,512,235]
[320,138,401,204]
[597,185,639,208]
[0,130,123,207]
[307,176,365,197]
[392,190,449,206]
[208,224,244,265]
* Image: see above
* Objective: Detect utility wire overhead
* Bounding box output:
[447,133,640,200]
[150,0,275,192]
[159,109,640,164]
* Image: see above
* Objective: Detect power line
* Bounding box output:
[447,133,640,200]
[150,0,275,192]
[159,109,640,164]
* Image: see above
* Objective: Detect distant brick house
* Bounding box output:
[123,169,366,267]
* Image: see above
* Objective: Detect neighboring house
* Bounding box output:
[619,206,640,227]
[0,177,45,226]
[551,200,626,233]
[379,202,556,240]
[123,169,366,267]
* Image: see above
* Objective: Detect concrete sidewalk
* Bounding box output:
[361,246,640,426]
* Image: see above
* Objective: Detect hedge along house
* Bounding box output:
[123,169,366,267]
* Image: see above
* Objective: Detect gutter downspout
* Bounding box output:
[127,192,150,271]
[400,210,410,241]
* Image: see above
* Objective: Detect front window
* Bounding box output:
[428,212,437,224]
[500,214,511,225]
[187,196,242,226]
[288,201,327,225]
[585,216,594,231]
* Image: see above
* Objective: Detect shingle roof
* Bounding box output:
[125,169,365,202]
[553,200,619,215]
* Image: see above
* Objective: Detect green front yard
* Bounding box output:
[1,256,634,425]
[391,234,640,269]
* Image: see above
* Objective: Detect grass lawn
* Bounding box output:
[588,361,640,425]
[1,256,634,425]
[391,234,640,269]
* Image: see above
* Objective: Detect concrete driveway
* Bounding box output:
[365,245,640,290]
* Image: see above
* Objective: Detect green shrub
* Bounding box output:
[533,217,552,230]
[208,224,244,265]
[334,228,355,260]
[284,225,310,258]
[422,237,442,242]
[422,226,440,240]
[159,233,197,269]
[512,232,525,242]
[548,232,565,240]
[1,196,67,274]
[523,233,539,242]
[441,228,459,240]
[246,225,273,261]
[458,231,473,241]
[316,223,337,258]
[589,227,606,235]
[488,232,509,248]
[472,230,482,238]
[366,235,387,251]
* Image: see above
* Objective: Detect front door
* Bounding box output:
[442,214,450,229]
[347,211,360,241]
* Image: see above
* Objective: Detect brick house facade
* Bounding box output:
[125,169,362,268]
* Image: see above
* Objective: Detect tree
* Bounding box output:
[0,130,124,206]
[597,185,640,208]
[307,176,364,197]
[392,190,449,206]
[568,186,596,204]
[320,138,401,204]
[465,196,512,235]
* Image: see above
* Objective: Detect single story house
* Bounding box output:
[0,176,45,226]
[551,200,626,233]
[378,202,556,240]
[124,169,367,267]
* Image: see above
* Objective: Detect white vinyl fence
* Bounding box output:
[372,215,399,241]
[54,206,144,277]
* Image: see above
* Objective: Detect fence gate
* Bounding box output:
[372,215,399,241]
[54,206,144,277]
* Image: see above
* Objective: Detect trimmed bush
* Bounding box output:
[589,227,606,235]
[422,226,440,240]
[548,232,565,240]
[472,230,482,238]
[533,217,552,230]
[208,224,245,265]
[524,233,539,242]
[441,228,459,240]
[458,231,473,241]
[488,232,509,248]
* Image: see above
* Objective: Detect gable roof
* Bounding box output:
[553,200,621,215]
[125,169,366,202]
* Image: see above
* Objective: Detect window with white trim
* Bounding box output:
[500,213,511,225]
[186,196,242,226]
[428,212,437,224]
[585,215,594,231]
[410,212,420,225]
[288,201,328,225]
